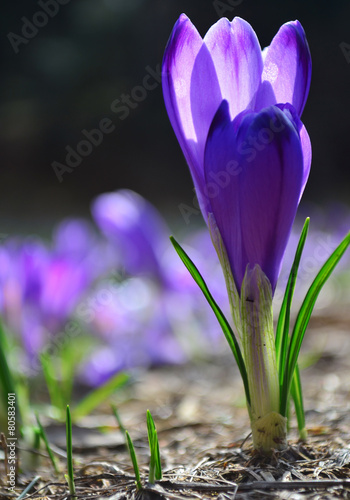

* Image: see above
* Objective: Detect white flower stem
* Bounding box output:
[209,215,287,454]
[240,265,287,454]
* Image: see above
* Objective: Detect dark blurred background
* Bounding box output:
[1,0,350,235]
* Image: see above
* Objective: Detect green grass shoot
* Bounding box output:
[65,405,76,499]
[276,218,309,381]
[275,218,309,435]
[40,346,129,423]
[59,341,76,406]
[35,413,59,474]
[0,321,20,423]
[72,372,129,421]
[40,352,64,411]
[170,236,250,406]
[126,430,142,490]
[111,404,127,440]
[146,410,162,483]
[280,230,350,416]
[290,365,307,440]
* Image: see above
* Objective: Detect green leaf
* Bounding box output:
[0,321,18,418]
[35,413,59,474]
[111,404,127,440]
[40,352,63,411]
[281,230,350,415]
[290,364,307,440]
[170,236,250,405]
[147,410,162,482]
[126,430,142,490]
[72,372,129,421]
[154,431,162,481]
[60,341,78,405]
[65,405,76,499]
[276,218,309,385]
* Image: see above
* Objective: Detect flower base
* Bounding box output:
[251,411,287,455]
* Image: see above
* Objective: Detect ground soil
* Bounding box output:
[1,305,350,499]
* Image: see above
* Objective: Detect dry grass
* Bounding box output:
[2,308,350,499]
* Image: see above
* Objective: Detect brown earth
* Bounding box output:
[1,305,350,499]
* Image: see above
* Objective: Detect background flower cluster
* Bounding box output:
[1,190,349,387]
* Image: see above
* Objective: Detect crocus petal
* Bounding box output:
[204,17,263,117]
[189,43,223,160]
[40,258,90,319]
[53,219,96,260]
[255,21,311,115]
[204,103,304,292]
[299,123,312,196]
[92,190,169,280]
[276,103,311,198]
[204,100,244,287]
[162,15,204,190]
[239,107,304,291]
[162,15,229,217]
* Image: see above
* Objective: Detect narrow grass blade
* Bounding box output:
[146,410,162,483]
[170,236,250,405]
[290,364,307,441]
[0,322,17,412]
[40,352,63,410]
[153,432,162,481]
[33,426,41,450]
[276,218,309,383]
[35,413,59,474]
[126,430,142,490]
[60,341,76,405]
[111,404,126,439]
[281,230,350,415]
[72,372,129,421]
[16,475,41,500]
[65,405,76,499]
[146,411,155,484]
[60,337,92,404]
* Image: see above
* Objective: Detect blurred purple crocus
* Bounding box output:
[162,15,312,294]
[79,277,186,386]
[81,189,236,384]
[92,190,170,283]
[0,220,102,367]
[92,189,205,294]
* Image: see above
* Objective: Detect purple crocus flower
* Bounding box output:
[162,15,312,293]
[0,239,48,357]
[78,277,186,386]
[163,15,313,453]
[204,102,307,293]
[0,220,104,367]
[52,218,118,279]
[92,189,205,294]
[81,190,233,385]
[92,190,170,283]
